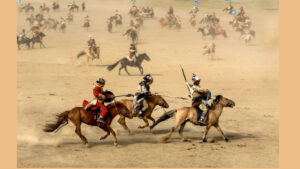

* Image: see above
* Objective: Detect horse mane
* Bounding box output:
[208,95,223,110]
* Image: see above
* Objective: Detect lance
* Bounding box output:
[179,64,193,99]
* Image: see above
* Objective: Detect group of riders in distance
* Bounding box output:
[18,2,237,145]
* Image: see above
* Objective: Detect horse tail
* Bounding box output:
[107,59,122,71]
[43,111,69,132]
[149,109,177,130]
[77,51,86,58]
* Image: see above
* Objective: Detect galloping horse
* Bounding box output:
[77,46,100,62]
[118,95,169,133]
[17,36,31,50]
[150,95,235,143]
[123,29,138,44]
[43,101,132,146]
[31,32,46,48]
[198,27,227,39]
[107,53,151,75]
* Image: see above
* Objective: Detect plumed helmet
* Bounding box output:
[143,74,153,82]
[192,73,200,82]
[96,78,105,84]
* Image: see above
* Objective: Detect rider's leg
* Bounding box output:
[199,104,208,125]
[138,100,148,119]
[84,99,97,110]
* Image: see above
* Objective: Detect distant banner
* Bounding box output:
[17,0,22,5]
[229,9,237,15]
[194,0,201,4]
[131,0,136,3]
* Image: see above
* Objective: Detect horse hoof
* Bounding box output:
[114,143,118,147]
[202,138,207,142]
[99,137,104,140]
[225,138,229,142]
[138,126,142,129]
[85,143,91,148]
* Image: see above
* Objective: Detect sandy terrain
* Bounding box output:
[17,0,278,167]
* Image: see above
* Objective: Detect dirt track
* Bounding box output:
[17,0,278,167]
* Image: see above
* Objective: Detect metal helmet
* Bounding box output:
[96,78,105,84]
[143,74,153,82]
[192,73,200,82]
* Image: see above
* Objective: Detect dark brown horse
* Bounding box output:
[107,53,151,75]
[31,32,46,48]
[43,101,132,146]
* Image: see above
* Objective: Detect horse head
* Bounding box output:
[152,95,169,108]
[138,53,151,62]
[211,95,235,109]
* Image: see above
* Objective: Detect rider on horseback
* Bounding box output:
[128,43,137,62]
[87,35,96,58]
[84,78,109,124]
[190,73,211,125]
[133,74,153,119]
[18,29,26,41]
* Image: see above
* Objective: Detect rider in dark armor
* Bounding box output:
[133,74,153,119]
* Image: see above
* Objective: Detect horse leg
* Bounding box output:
[117,115,131,134]
[138,66,144,75]
[124,66,130,75]
[202,124,212,142]
[161,123,181,143]
[107,126,118,146]
[138,117,149,129]
[99,126,111,142]
[74,124,88,145]
[147,115,155,126]
[179,120,189,141]
[214,123,229,142]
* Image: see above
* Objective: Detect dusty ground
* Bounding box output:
[17,0,278,168]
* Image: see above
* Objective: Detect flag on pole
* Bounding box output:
[194,0,201,4]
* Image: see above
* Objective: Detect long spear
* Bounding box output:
[179,65,194,100]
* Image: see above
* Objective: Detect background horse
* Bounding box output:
[77,46,100,62]
[31,32,46,48]
[17,36,31,50]
[150,95,235,143]
[107,53,151,75]
[43,101,132,146]
[118,94,169,133]
[123,29,138,44]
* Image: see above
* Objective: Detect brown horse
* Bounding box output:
[77,46,100,62]
[150,95,235,143]
[43,101,132,146]
[118,95,169,133]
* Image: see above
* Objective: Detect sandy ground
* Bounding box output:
[17,0,278,168]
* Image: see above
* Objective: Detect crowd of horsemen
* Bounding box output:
[18,2,255,128]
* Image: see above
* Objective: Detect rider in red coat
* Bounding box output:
[84,78,108,124]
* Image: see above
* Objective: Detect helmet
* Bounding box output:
[192,73,200,82]
[143,74,153,82]
[96,78,105,84]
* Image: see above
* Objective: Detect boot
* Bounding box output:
[97,115,105,124]
[137,111,144,119]
[198,112,207,126]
